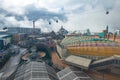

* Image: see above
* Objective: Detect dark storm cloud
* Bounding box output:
[0,8,24,21]
[0,8,8,14]
[5,13,24,21]
[24,4,67,21]
[0,19,5,26]
[0,15,13,27]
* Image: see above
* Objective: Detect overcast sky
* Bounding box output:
[0,0,120,32]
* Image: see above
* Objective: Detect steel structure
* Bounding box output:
[14,61,58,80]
[57,67,92,80]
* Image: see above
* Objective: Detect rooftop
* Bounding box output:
[57,67,92,80]
[64,55,92,70]
[0,35,9,38]
[14,61,59,80]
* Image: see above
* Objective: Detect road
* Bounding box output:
[0,48,27,80]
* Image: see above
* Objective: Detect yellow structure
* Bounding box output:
[61,36,120,57]
[67,46,120,57]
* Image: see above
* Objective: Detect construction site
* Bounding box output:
[0,0,120,80]
[54,34,120,80]
[0,25,120,80]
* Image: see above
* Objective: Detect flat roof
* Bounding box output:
[0,29,7,32]
[114,55,120,60]
[65,55,92,70]
[36,37,46,40]
[92,55,120,64]
[57,67,92,80]
[14,61,59,80]
[0,35,10,38]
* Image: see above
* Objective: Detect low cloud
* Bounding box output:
[0,0,120,32]
[24,4,67,21]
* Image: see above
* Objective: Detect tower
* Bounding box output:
[106,25,109,34]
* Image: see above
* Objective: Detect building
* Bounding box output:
[116,30,120,35]
[0,35,11,50]
[57,26,68,36]
[57,67,92,80]
[0,50,9,68]
[14,61,59,80]
[7,61,92,80]
[7,27,41,34]
[60,36,120,57]
[12,33,27,44]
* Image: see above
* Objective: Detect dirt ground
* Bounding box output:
[51,51,69,69]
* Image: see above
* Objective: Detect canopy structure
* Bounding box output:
[65,55,92,70]
[61,36,120,57]
[57,67,92,80]
[14,61,59,80]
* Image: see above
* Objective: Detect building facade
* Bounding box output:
[7,27,41,34]
[58,26,68,35]
[0,35,11,50]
